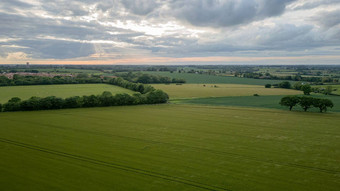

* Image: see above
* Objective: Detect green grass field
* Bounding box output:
[0,84,134,103]
[152,84,301,99]
[1,105,339,190]
[142,71,296,85]
[175,95,340,112]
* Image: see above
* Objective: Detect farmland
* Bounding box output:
[142,71,295,85]
[175,95,340,112]
[1,104,340,191]
[152,84,301,99]
[312,85,340,95]
[0,84,134,103]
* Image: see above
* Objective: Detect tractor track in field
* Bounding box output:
[19,122,340,175]
[0,137,231,191]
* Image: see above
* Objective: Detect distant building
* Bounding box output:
[26,62,30,68]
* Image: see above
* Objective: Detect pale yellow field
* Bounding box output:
[152,84,301,99]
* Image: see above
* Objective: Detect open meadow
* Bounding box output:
[0,84,134,103]
[1,104,339,191]
[152,84,301,99]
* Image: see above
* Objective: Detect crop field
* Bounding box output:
[0,84,133,103]
[312,85,340,95]
[175,95,340,112]
[1,104,339,191]
[142,71,296,85]
[152,84,301,99]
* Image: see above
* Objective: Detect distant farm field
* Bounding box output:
[1,104,339,190]
[312,85,340,95]
[142,71,296,85]
[152,84,301,99]
[175,95,340,112]
[0,84,134,103]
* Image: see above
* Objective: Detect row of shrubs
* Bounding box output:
[0,90,169,112]
[107,77,155,94]
[280,96,333,112]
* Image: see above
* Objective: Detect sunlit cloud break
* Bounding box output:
[0,0,339,65]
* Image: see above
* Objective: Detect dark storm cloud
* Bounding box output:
[170,0,296,27]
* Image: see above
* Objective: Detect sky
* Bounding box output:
[0,0,340,65]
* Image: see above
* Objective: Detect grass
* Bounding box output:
[152,84,301,99]
[0,104,339,190]
[0,84,134,103]
[175,94,340,112]
[142,71,297,85]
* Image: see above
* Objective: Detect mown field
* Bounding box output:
[152,84,301,99]
[142,71,296,85]
[1,104,339,191]
[175,95,340,112]
[0,84,133,103]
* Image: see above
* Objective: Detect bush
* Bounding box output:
[265,84,271,88]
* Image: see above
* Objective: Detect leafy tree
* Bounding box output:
[0,103,2,112]
[98,91,115,106]
[313,98,333,113]
[265,84,271,88]
[82,95,100,107]
[114,93,135,105]
[146,90,169,104]
[64,96,82,108]
[293,82,302,90]
[301,84,312,95]
[3,97,22,111]
[132,93,147,105]
[280,96,300,111]
[278,81,291,89]
[299,96,314,112]
[20,96,42,111]
[76,73,89,78]
[324,86,333,95]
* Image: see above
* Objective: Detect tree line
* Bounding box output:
[266,81,335,95]
[0,90,169,112]
[116,72,186,84]
[243,72,339,83]
[280,96,334,112]
[0,74,102,86]
[0,77,169,112]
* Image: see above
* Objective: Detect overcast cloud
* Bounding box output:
[0,0,339,65]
